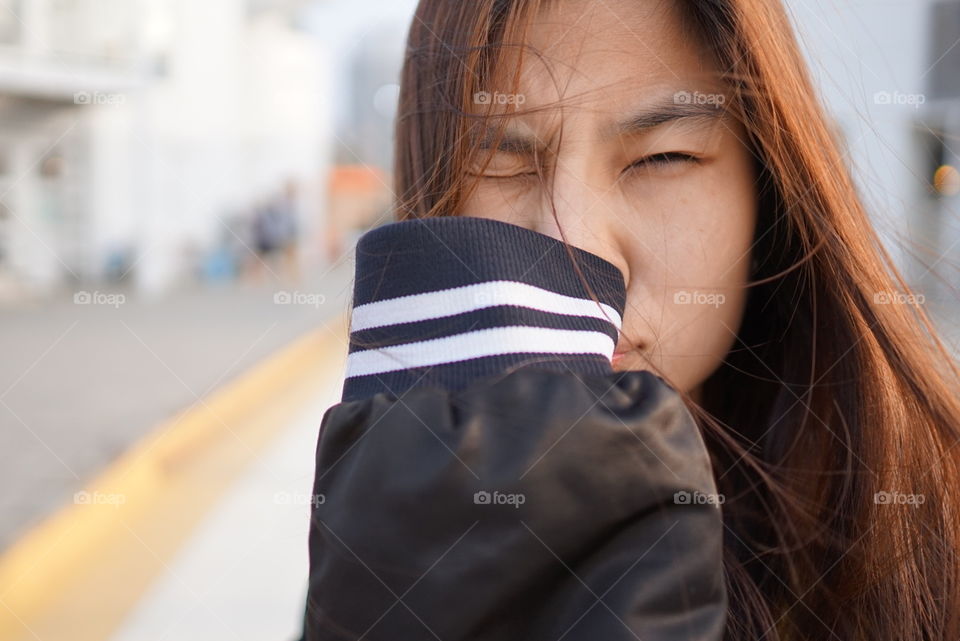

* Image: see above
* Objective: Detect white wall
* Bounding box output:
[0,100,81,293]
[89,0,332,296]
[0,0,333,298]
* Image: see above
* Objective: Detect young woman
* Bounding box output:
[304,1,960,639]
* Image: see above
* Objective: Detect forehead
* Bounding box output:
[491,0,714,107]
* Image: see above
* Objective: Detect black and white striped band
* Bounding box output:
[340,216,627,402]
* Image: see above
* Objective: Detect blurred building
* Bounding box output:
[0,0,331,299]
[335,23,405,170]
[923,0,960,296]
[303,0,413,172]
[785,0,960,299]
[302,0,416,239]
[323,164,391,263]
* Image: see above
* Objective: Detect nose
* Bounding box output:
[531,159,631,289]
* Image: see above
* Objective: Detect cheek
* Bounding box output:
[655,276,750,393]
[635,176,757,393]
[461,180,538,222]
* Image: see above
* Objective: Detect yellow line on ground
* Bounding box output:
[0,312,349,641]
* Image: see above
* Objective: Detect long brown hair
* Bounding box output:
[392,0,960,639]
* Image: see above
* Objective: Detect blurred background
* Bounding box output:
[0,0,957,640]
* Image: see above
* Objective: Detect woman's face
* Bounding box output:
[459,0,758,396]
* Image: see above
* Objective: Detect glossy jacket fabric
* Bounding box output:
[304,217,727,640]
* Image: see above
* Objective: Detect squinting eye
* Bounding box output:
[468,153,539,180]
[625,152,700,173]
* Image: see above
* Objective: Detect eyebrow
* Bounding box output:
[476,128,541,155]
[605,98,728,139]
[475,95,728,154]
[479,126,544,156]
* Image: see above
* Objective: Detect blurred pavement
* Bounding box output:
[0,259,353,552]
[106,366,342,641]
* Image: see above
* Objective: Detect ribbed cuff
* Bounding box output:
[341,216,627,402]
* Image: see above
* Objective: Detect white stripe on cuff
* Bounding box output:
[350,280,622,332]
[345,326,616,378]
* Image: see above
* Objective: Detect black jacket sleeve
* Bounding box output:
[304,216,727,641]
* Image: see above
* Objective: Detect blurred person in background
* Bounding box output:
[276,178,303,285]
[249,181,301,285]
